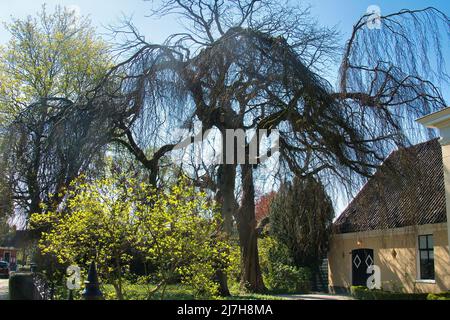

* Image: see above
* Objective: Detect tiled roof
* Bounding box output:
[334,139,447,234]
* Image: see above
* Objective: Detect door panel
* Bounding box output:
[352,249,374,286]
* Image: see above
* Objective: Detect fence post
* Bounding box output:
[82,261,104,300]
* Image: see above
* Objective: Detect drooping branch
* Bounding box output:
[340,7,449,117]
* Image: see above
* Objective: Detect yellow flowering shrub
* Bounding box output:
[30,175,231,299]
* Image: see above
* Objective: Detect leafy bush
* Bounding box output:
[265,263,311,293]
[226,244,242,284]
[351,286,428,300]
[259,237,294,271]
[31,175,231,300]
[351,286,372,300]
[17,266,31,272]
[259,237,311,293]
[427,292,450,300]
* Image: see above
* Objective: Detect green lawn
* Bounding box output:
[100,283,288,300]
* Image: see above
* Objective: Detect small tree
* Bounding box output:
[0,4,112,222]
[0,4,110,112]
[255,192,276,223]
[134,176,232,299]
[269,176,334,276]
[30,175,231,299]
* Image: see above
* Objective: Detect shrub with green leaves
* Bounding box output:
[258,236,311,293]
[265,263,311,293]
[30,175,231,299]
[427,292,450,300]
[351,286,428,300]
[225,243,242,285]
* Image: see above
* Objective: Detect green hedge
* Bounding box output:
[17,265,32,272]
[264,264,312,294]
[427,292,450,300]
[9,273,39,300]
[351,286,428,300]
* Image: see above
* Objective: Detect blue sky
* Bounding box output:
[1,0,449,46]
[1,0,449,89]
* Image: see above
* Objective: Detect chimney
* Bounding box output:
[417,107,450,254]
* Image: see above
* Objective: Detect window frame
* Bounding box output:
[417,234,435,281]
[3,252,10,263]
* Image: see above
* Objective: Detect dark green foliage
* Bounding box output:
[427,292,450,300]
[259,237,311,294]
[269,176,334,271]
[266,176,332,292]
[265,264,311,294]
[351,286,428,300]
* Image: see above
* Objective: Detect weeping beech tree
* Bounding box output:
[1,96,124,223]
[89,1,449,294]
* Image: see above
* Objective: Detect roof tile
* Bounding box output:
[334,139,446,233]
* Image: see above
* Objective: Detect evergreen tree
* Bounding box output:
[270,176,334,272]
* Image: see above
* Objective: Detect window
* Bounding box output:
[418,235,434,280]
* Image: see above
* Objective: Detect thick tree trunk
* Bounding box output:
[214,269,230,296]
[214,163,238,296]
[217,164,237,234]
[237,164,266,293]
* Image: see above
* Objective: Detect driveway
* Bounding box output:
[0,279,9,300]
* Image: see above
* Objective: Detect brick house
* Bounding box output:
[0,239,18,265]
[0,230,31,267]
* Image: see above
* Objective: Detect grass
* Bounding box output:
[100,282,288,300]
[101,283,192,300]
[227,281,287,300]
[226,293,287,300]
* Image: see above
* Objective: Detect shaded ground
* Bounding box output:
[1,280,352,301]
[101,283,289,300]
[101,283,353,300]
[0,279,9,300]
[277,293,354,300]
